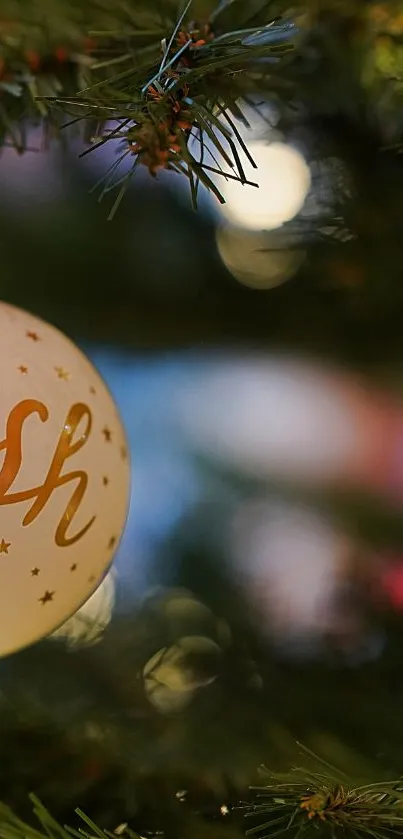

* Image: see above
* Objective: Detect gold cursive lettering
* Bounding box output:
[0,400,95,546]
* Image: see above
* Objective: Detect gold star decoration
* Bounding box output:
[39,590,54,605]
[18,365,28,374]
[26,330,40,341]
[90,386,96,395]
[120,444,128,461]
[88,574,96,583]
[70,563,77,572]
[31,567,40,577]
[102,426,112,442]
[103,476,109,486]
[108,536,117,550]
[0,539,10,554]
[55,366,70,381]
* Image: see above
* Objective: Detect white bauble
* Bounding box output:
[51,571,115,647]
[0,302,130,656]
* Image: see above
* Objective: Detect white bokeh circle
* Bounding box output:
[218,142,311,231]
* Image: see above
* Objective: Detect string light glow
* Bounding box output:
[217,142,311,231]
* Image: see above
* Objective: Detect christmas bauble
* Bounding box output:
[0,302,130,656]
[51,571,115,648]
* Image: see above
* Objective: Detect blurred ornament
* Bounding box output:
[368,4,403,35]
[216,225,305,289]
[327,259,365,288]
[0,302,130,656]
[177,357,394,492]
[378,558,403,610]
[373,35,403,79]
[50,571,115,647]
[143,635,222,714]
[360,4,403,140]
[229,499,384,663]
[230,499,351,647]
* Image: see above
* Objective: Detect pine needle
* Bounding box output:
[245,751,403,839]
[0,0,296,213]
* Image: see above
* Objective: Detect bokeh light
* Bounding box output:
[216,225,305,289]
[217,142,311,231]
[177,357,385,488]
[229,500,353,649]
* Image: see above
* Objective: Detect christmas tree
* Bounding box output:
[2,2,403,839]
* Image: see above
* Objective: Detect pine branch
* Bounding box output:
[0,0,296,213]
[0,795,141,839]
[2,0,403,224]
[245,747,403,839]
[3,750,403,839]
